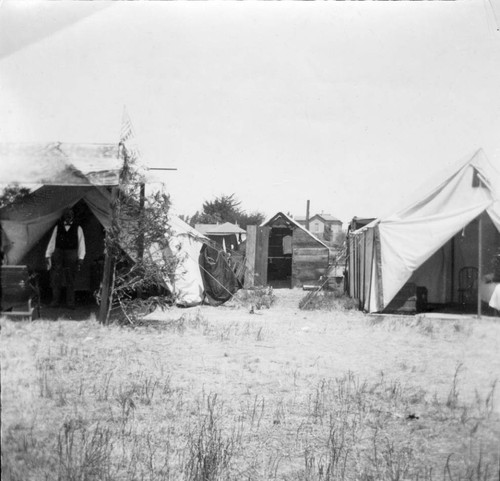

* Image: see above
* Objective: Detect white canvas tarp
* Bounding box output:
[163,216,207,307]
[0,142,124,186]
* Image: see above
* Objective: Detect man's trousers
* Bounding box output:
[50,248,78,307]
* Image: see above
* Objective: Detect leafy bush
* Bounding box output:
[0,184,31,209]
[99,144,174,325]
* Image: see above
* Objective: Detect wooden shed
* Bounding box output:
[245,212,330,289]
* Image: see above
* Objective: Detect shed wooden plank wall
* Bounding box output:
[291,228,329,287]
[245,226,270,288]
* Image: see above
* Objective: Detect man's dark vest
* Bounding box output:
[55,221,79,250]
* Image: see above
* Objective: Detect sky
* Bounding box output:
[1,1,500,225]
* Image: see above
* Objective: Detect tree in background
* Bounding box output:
[0,184,31,209]
[192,194,240,225]
[189,194,265,229]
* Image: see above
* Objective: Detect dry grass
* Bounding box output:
[1,289,500,480]
[299,287,358,311]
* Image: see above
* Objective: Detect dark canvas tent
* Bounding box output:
[198,244,241,305]
[0,143,122,298]
[348,149,500,314]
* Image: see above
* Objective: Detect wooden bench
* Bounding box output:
[1,266,39,321]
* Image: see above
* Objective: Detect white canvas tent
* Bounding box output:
[348,149,500,313]
[163,216,208,307]
[0,142,208,307]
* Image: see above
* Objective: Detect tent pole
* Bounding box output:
[374,226,384,311]
[451,235,455,304]
[136,182,145,299]
[362,232,367,309]
[138,183,145,261]
[99,142,129,325]
[477,215,483,318]
[367,232,375,310]
[99,186,118,325]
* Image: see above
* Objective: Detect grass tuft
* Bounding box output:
[231,287,276,311]
[299,290,358,311]
[185,394,239,481]
[57,421,114,481]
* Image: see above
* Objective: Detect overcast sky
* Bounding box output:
[1,1,499,224]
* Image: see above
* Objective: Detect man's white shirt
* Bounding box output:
[45,224,86,260]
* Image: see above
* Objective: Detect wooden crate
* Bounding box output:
[384,282,417,313]
[1,266,36,320]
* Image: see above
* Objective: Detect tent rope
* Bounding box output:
[173,242,247,307]
[300,266,335,309]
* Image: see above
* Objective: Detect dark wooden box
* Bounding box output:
[1,266,36,319]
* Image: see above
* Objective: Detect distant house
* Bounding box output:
[294,213,343,241]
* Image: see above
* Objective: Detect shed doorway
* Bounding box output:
[267,226,293,288]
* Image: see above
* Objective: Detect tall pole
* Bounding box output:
[137,182,145,299]
[305,200,310,231]
[98,143,128,324]
[98,187,118,324]
[138,182,145,262]
[477,215,483,318]
[450,235,455,303]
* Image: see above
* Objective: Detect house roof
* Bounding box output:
[261,212,330,249]
[195,222,246,235]
[294,213,342,223]
[313,213,342,223]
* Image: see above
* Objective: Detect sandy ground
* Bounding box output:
[137,288,500,412]
[3,288,500,415]
[2,287,500,479]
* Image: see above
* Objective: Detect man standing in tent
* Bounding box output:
[45,208,86,309]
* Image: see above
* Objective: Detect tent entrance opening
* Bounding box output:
[407,212,500,315]
[22,199,106,305]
